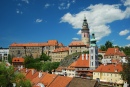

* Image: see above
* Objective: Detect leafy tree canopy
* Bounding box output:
[120,57,130,84]
[0,62,31,87]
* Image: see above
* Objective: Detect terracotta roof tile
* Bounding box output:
[40,73,57,86]
[55,66,66,72]
[58,43,64,46]
[69,41,86,47]
[94,64,122,73]
[53,47,69,52]
[26,69,39,81]
[105,48,126,56]
[70,54,90,67]
[48,76,72,87]
[10,40,62,47]
[12,57,24,62]
[31,72,47,86]
[98,49,106,53]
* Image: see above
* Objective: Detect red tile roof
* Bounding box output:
[10,40,62,47]
[31,72,47,86]
[26,69,39,81]
[69,41,87,47]
[55,66,66,72]
[48,76,72,87]
[53,47,69,52]
[111,59,121,64]
[105,48,126,56]
[58,43,64,47]
[98,49,106,53]
[70,54,90,68]
[12,57,24,62]
[94,64,122,73]
[40,73,57,86]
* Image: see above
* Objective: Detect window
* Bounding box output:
[91,56,93,60]
[92,62,93,66]
[91,50,93,53]
[115,74,117,77]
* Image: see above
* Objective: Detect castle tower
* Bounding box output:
[81,16,90,45]
[89,33,98,70]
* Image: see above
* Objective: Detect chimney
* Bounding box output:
[115,69,117,72]
[115,48,117,53]
[20,65,23,69]
[32,69,35,75]
[39,71,42,78]
[86,54,88,60]
[26,68,28,73]
[82,54,84,60]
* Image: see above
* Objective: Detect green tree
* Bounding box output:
[15,73,31,87]
[40,52,51,61]
[8,54,12,64]
[105,40,113,50]
[0,62,31,87]
[100,45,106,51]
[98,54,103,60]
[120,57,130,84]
[42,62,60,73]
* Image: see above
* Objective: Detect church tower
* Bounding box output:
[89,33,98,70]
[81,16,90,45]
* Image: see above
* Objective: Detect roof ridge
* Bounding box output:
[47,75,58,87]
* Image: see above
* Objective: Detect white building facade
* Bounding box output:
[0,48,9,61]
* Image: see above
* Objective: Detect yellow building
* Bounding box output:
[50,47,69,62]
[93,64,123,85]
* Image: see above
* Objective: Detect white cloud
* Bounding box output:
[126,35,130,40]
[35,19,42,23]
[44,3,50,8]
[21,0,29,4]
[119,29,130,35]
[58,2,70,10]
[16,9,23,14]
[72,38,79,41]
[122,0,130,6]
[60,3,130,41]
[17,3,22,6]
[72,0,76,3]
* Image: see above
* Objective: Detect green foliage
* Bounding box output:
[120,46,130,56]
[98,54,103,60]
[15,73,31,87]
[24,54,58,72]
[99,41,113,51]
[105,40,113,50]
[40,52,51,61]
[0,62,31,87]
[8,54,12,63]
[120,58,130,84]
[100,45,106,51]
[42,62,60,73]
[24,56,42,71]
[83,51,89,54]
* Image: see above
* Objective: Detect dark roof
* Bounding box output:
[68,77,97,87]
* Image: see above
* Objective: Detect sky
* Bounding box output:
[0,0,130,48]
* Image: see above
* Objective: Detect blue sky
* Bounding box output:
[0,0,130,48]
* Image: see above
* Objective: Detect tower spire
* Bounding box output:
[82,15,88,29]
[81,16,90,45]
[90,33,96,47]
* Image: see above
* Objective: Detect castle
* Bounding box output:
[9,17,98,64]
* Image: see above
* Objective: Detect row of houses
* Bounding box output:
[15,68,97,87]
[11,54,127,87]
